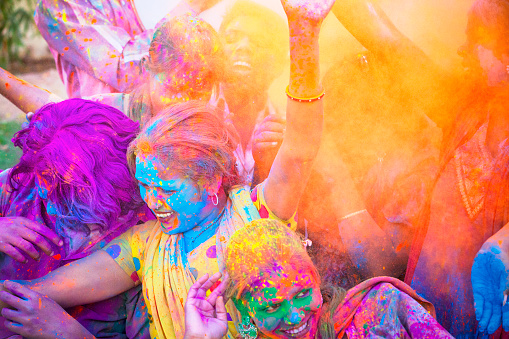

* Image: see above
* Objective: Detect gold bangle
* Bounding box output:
[339,209,367,221]
[286,85,325,102]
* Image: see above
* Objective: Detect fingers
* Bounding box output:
[2,308,23,324]
[253,141,280,151]
[473,292,484,323]
[198,272,222,298]
[0,244,27,263]
[259,116,286,130]
[187,274,210,300]
[0,217,63,261]
[255,121,285,136]
[503,298,509,331]
[3,281,33,301]
[255,131,284,144]
[11,238,40,261]
[479,296,493,332]
[24,219,63,248]
[207,273,229,306]
[215,296,227,322]
[488,299,502,334]
[0,290,24,311]
[3,320,24,335]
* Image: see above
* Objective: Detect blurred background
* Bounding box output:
[0,0,474,169]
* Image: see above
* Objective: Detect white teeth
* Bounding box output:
[157,212,173,218]
[234,61,251,68]
[286,322,307,334]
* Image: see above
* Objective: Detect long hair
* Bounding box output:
[128,15,224,123]
[10,98,144,236]
[127,100,243,193]
[225,219,346,339]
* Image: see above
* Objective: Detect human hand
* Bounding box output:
[472,242,509,333]
[184,272,229,339]
[0,217,63,263]
[280,0,336,24]
[0,281,94,339]
[252,114,285,165]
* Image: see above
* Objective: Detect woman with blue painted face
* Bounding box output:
[0,0,334,337]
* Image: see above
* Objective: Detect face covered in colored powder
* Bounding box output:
[243,265,323,338]
[135,153,214,234]
[458,14,509,87]
[222,15,275,93]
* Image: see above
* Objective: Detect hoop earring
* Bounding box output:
[212,193,219,206]
[238,316,257,339]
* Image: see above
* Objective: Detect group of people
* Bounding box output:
[0,0,507,338]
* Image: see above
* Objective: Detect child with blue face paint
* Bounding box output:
[0,0,333,337]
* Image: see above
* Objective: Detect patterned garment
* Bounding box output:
[34,0,153,98]
[409,124,509,338]
[334,276,454,338]
[0,169,154,338]
[103,182,296,339]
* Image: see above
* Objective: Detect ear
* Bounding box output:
[204,174,223,197]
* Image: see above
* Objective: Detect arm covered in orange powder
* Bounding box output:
[0,67,63,114]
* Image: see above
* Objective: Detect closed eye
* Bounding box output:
[264,303,282,313]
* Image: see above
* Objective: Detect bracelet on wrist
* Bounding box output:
[286,85,325,103]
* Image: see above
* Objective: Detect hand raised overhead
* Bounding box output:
[280,0,336,24]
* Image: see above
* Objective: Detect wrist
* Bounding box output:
[288,22,321,38]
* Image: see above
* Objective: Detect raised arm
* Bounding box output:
[0,67,63,114]
[0,250,134,311]
[34,0,221,94]
[332,0,454,129]
[332,0,429,64]
[264,0,334,220]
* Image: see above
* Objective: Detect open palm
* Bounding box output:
[184,273,229,339]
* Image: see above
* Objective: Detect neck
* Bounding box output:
[225,87,268,147]
[182,189,228,253]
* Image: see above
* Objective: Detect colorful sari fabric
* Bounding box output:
[104,183,296,339]
[334,276,453,338]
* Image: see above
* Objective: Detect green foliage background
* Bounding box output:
[0,0,34,169]
[0,0,36,68]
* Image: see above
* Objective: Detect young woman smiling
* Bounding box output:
[0,0,333,337]
[183,219,454,339]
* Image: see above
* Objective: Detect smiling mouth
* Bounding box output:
[280,316,311,337]
[233,60,252,69]
[155,211,174,222]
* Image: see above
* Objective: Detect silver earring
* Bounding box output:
[212,193,219,206]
